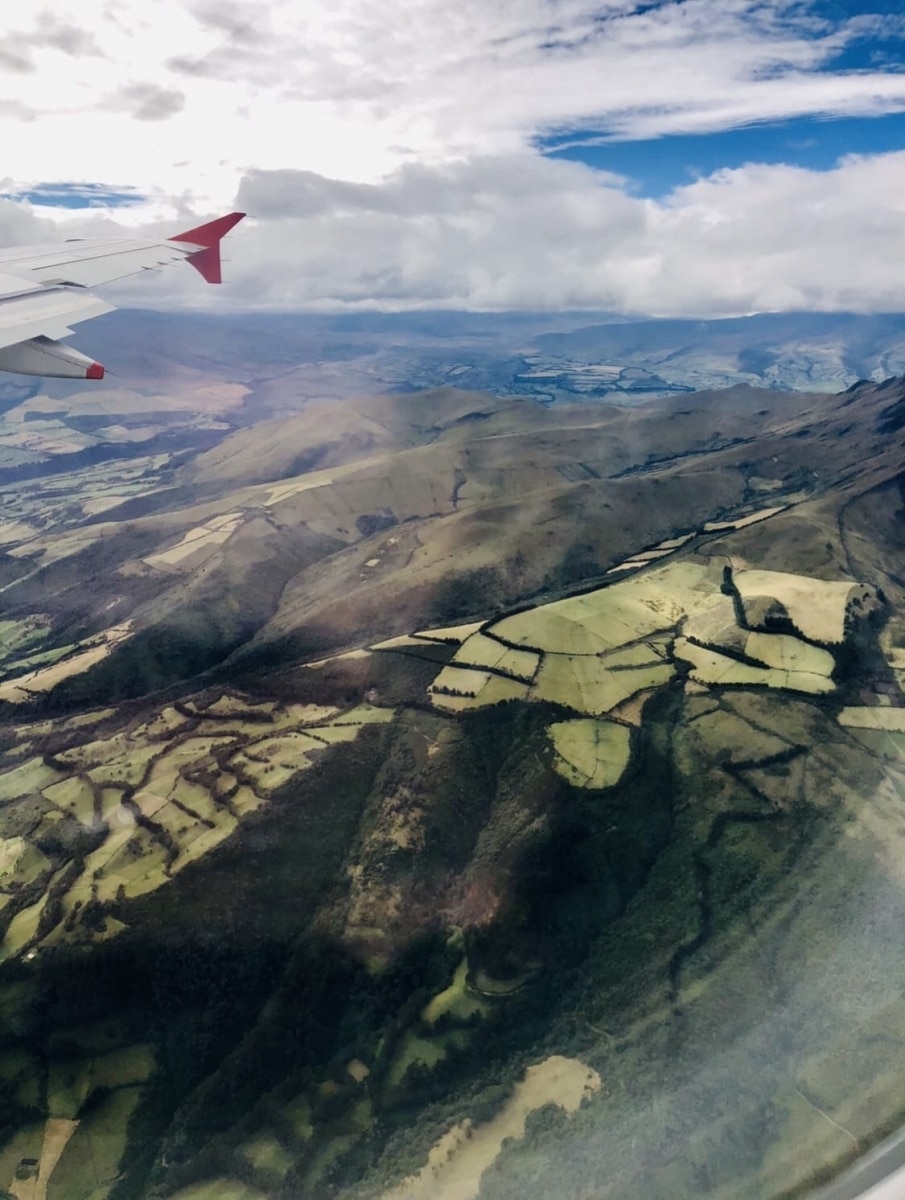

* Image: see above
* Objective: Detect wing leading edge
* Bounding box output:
[0,211,245,379]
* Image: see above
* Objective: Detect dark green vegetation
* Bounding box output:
[4,365,905,1198]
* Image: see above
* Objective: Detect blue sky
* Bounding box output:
[3,182,148,209]
[537,0,905,195]
[539,111,905,195]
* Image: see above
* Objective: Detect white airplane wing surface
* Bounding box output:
[0,211,244,379]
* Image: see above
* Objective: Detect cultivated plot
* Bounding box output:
[425,559,871,717]
[548,719,631,789]
[735,570,877,644]
[0,694,396,962]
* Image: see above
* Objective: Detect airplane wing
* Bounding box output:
[0,211,245,379]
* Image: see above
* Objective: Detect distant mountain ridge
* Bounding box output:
[531,310,905,395]
[26,307,905,407]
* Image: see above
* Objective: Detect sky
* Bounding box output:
[0,0,904,315]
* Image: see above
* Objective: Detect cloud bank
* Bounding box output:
[53,148,902,317]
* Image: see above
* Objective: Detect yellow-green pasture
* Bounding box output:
[47,1088,143,1200]
[548,719,631,789]
[0,693,400,962]
[682,596,743,647]
[532,656,673,716]
[674,638,835,694]
[2,893,51,961]
[429,668,529,712]
[0,758,64,802]
[703,505,786,532]
[422,958,488,1026]
[0,616,52,664]
[745,632,834,676]
[384,1030,469,1092]
[42,778,96,828]
[452,633,540,681]
[735,570,875,645]
[489,561,722,654]
[838,707,905,732]
[142,511,244,573]
[239,1133,294,1176]
[412,620,486,644]
[424,558,870,717]
[0,622,133,705]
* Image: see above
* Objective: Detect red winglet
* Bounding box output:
[169,212,245,285]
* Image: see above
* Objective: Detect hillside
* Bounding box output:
[1,374,905,1199]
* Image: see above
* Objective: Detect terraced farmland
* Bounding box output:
[415,559,874,721]
[3,554,881,980]
[0,491,899,1200]
[0,694,394,962]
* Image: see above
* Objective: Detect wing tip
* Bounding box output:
[170,211,246,248]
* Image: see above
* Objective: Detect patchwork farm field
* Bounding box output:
[0,695,393,962]
[547,718,630,789]
[415,559,879,731]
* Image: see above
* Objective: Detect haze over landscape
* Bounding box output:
[4,2,905,1200]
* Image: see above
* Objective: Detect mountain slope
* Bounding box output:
[2,376,905,1200]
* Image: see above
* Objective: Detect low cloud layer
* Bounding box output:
[69,148,905,317]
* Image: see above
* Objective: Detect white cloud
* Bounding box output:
[1,0,904,209]
[33,148,897,319]
[1,1,905,316]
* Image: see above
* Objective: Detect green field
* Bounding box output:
[674,637,835,694]
[490,561,721,653]
[839,707,905,732]
[0,464,902,1200]
[238,1132,294,1176]
[532,655,673,715]
[0,616,53,666]
[424,559,859,721]
[745,631,835,675]
[452,633,540,681]
[548,719,632,789]
[422,958,488,1026]
[0,692,401,962]
[47,1088,141,1200]
[734,569,876,644]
